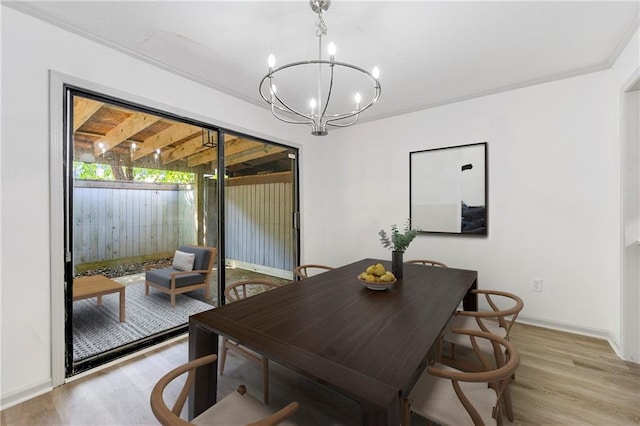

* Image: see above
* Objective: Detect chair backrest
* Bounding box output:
[405,259,448,267]
[456,289,524,337]
[428,328,520,424]
[150,354,298,426]
[293,264,334,279]
[179,245,216,273]
[225,279,281,302]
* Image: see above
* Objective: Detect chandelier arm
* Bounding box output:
[271,105,315,126]
[259,74,315,124]
[271,87,316,123]
[265,96,314,125]
[326,114,359,128]
[320,62,335,120]
[324,83,380,127]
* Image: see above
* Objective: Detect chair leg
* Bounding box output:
[219,337,228,375]
[502,383,514,421]
[435,335,443,363]
[145,282,149,295]
[171,294,176,307]
[262,358,269,404]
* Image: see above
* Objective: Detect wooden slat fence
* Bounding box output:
[225,181,294,273]
[73,180,195,268]
[73,177,294,277]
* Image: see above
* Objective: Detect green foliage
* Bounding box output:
[74,162,115,180]
[73,162,194,184]
[379,220,419,252]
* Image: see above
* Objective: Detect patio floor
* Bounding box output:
[72,267,292,365]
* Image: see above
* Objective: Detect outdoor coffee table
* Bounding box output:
[73,275,126,322]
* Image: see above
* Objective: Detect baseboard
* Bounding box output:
[517,315,623,358]
[0,378,53,411]
[226,259,294,280]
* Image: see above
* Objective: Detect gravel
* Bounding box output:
[74,257,173,279]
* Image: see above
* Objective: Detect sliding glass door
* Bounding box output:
[64,89,299,376]
[221,131,299,304]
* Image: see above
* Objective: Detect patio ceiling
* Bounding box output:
[73,97,290,177]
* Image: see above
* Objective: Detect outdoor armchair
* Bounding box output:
[145,245,216,306]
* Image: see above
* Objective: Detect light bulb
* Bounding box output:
[98,142,104,149]
[355,92,362,106]
[270,84,277,95]
[156,148,161,155]
[327,42,336,57]
[372,66,380,79]
[130,142,137,150]
[309,98,317,110]
[268,54,276,69]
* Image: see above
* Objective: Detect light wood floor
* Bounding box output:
[2,323,639,425]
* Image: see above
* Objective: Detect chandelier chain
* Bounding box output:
[315,11,327,37]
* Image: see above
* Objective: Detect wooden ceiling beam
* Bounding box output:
[225,144,288,166]
[93,112,162,156]
[131,123,201,160]
[161,134,210,164]
[73,98,104,131]
[186,138,263,167]
[186,148,217,167]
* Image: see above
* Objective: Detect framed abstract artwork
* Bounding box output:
[410,142,487,235]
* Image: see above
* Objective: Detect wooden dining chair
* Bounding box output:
[405,259,448,268]
[403,328,520,426]
[150,354,299,426]
[293,264,334,279]
[219,279,282,404]
[438,289,524,421]
[440,289,524,359]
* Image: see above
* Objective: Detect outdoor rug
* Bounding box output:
[72,282,213,361]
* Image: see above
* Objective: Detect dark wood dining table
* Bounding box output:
[188,258,478,425]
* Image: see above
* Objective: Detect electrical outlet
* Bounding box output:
[531,278,543,292]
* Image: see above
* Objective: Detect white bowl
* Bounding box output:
[357,276,396,290]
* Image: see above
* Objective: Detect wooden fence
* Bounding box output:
[73,175,294,277]
[73,180,195,268]
[224,178,294,275]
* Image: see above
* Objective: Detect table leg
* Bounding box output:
[119,288,126,322]
[97,295,103,306]
[360,395,400,426]
[188,320,219,420]
[462,277,478,311]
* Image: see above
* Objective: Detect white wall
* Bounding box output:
[303,29,640,349]
[0,6,313,407]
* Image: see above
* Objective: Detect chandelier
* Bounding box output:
[258,0,381,136]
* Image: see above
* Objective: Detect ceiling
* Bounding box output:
[8,1,640,125]
[73,96,292,177]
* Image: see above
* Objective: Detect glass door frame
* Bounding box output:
[64,86,223,375]
[216,129,300,307]
[62,86,300,377]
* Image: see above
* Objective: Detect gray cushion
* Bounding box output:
[145,267,206,289]
[178,246,211,271]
